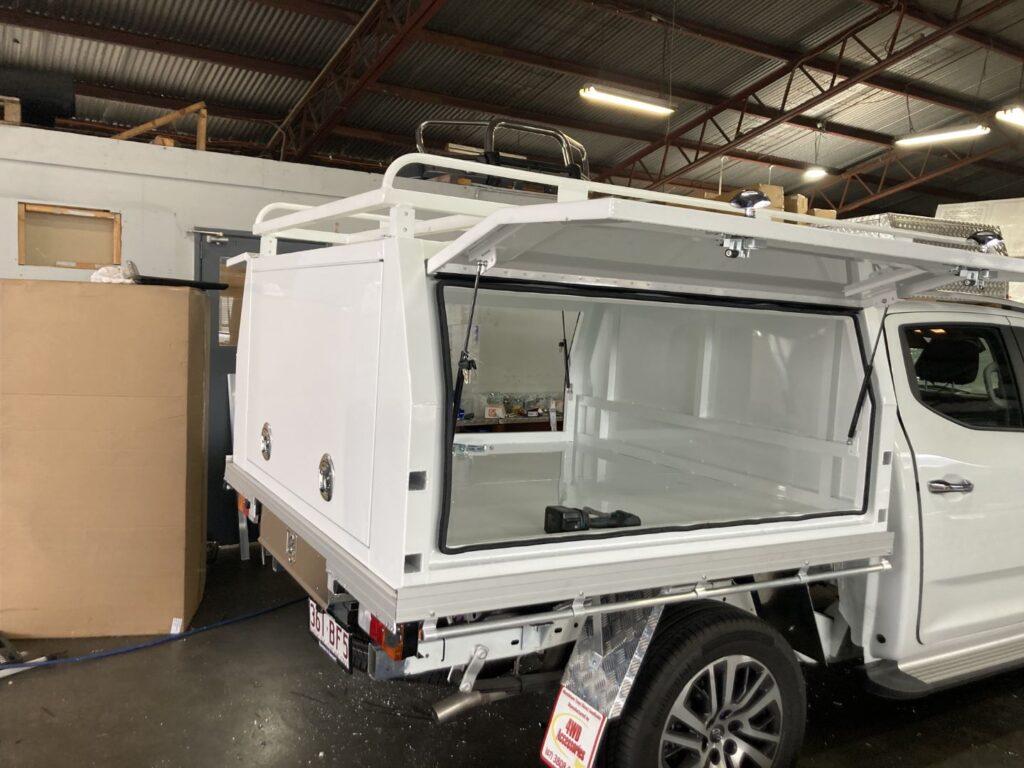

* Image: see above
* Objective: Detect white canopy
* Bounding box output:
[426,197,1024,306]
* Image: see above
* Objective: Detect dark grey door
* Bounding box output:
[195,230,311,543]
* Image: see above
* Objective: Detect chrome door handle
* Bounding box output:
[928,478,974,494]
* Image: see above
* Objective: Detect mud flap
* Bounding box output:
[541,602,663,768]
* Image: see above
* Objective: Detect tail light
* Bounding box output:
[361,611,419,661]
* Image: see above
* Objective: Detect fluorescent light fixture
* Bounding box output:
[803,166,828,181]
[579,84,674,116]
[996,106,1024,128]
[895,123,990,147]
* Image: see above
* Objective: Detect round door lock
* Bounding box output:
[318,453,335,502]
[260,423,272,461]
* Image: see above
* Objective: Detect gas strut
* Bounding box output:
[846,306,890,443]
[451,260,487,432]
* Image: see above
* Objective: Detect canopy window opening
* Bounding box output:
[442,286,871,551]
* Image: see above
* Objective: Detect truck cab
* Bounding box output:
[867,302,1024,695]
[224,146,1024,767]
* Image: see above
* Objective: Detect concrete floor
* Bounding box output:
[2,547,1023,767]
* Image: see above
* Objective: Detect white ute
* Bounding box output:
[225,129,1024,767]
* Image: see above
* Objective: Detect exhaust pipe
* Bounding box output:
[432,690,512,723]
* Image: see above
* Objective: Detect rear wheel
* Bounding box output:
[603,602,805,768]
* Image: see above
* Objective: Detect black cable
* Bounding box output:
[0,596,305,671]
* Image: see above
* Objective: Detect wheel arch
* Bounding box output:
[602,598,807,767]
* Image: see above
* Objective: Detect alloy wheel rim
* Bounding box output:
[660,654,783,768]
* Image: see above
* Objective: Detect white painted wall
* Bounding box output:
[936,198,1024,259]
[0,125,381,281]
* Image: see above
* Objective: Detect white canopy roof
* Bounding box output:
[426,197,1024,306]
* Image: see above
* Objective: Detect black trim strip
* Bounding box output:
[435,277,875,555]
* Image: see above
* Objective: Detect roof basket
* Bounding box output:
[408,119,589,186]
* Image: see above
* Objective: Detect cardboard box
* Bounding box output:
[0,281,208,637]
[784,194,809,216]
[810,207,838,219]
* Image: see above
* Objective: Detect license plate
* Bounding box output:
[308,599,350,669]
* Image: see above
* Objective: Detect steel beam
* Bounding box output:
[5,1,891,150]
[836,146,1007,213]
[249,0,891,146]
[71,82,721,192]
[259,0,985,117]
[859,0,1024,63]
[5,0,1003,160]
[272,0,447,160]
[598,1,1010,189]
[567,0,987,114]
[63,101,987,207]
[73,81,983,202]
[364,82,839,174]
[804,142,1014,214]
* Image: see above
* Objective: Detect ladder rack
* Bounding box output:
[251,152,991,258]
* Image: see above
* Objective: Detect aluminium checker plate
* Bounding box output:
[846,213,1010,299]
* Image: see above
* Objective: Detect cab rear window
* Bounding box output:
[901,325,1023,430]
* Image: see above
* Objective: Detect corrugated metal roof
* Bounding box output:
[0,25,306,111]
[0,0,1021,210]
[3,0,346,68]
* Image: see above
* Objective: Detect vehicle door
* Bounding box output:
[886,310,1024,645]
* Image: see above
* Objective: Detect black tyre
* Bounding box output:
[603,601,806,768]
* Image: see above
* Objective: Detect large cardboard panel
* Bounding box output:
[0,280,208,637]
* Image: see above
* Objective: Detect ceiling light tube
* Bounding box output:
[996,106,1024,128]
[579,85,674,116]
[803,166,828,181]
[894,123,990,147]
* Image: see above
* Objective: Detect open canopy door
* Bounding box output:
[426,197,1024,306]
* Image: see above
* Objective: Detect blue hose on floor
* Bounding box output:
[0,597,306,671]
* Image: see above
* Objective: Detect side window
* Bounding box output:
[902,324,1023,429]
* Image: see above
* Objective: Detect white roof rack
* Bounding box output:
[252,153,1024,306]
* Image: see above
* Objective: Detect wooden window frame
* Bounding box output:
[17,203,122,269]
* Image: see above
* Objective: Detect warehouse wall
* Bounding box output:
[936,198,1024,259]
[0,125,380,281]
